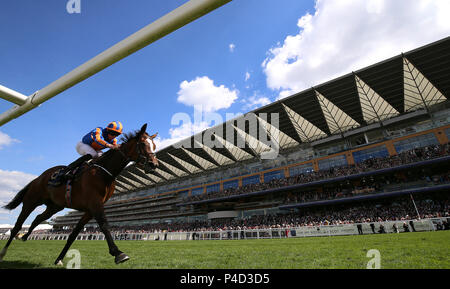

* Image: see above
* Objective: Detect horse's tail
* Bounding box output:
[3,182,32,210]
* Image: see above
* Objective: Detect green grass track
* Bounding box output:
[0,230,449,269]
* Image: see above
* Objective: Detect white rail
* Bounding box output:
[4,218,447,241]
[0,0,231,127]
[0,85,28,105]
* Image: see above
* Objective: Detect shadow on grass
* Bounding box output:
[0,260,62,269]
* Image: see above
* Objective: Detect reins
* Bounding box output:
[92,137,150,180]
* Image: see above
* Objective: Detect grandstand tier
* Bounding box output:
[50,37,450,233]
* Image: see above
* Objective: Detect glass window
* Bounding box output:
[264,170,285,182]
[178,190,189,198]
[242,175,260,186]
[243,209,264,218]
[352,145,389,163]
[223,179,239,190]
[318,155,347,171]
[289,163,314,176]
[191,187,204,196]
[445,128,450,140]
[394,133,439,153]
[206,183,220,193]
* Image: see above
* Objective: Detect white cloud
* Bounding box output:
[0,170,36,214]
[0,171,68,227]
[277,89,297,101]
[153,121,211,150]
[242,93,272,111]
[0,131,19,149]
[177,76,238,113]
[27,155,44,162]
[245,71,251,82]
[262,0,450,95]
[229,43,236,52]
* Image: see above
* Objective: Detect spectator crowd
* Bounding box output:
[184,143,449,203]
[47,143,449,236]
[49,192,449,235]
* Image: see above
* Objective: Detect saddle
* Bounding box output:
[48,154,93,187]
[48,166,82,187]
[48,163,89,208]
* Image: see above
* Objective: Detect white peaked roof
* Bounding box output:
[255,113,298,149]
[113,37,449,194]
[403,57,447,112]
[282,103,327,142]
[34,224,53,231]
[315,90,360,134]
[355,75,399,123]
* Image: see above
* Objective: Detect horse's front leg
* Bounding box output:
[54,212,92,266]
[94,208,129,264]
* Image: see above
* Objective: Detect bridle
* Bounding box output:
[136,141,150,167]
[92,128,157,180]
[118,136,155,168]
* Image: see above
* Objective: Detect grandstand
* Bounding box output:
[49,37,450,236]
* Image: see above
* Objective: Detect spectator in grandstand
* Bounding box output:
[183,143,449,204]
[357,224,363,235]
[48,192,449,236]
[402,222,410,232]
[369,222,376,234]
[392,223,399,233]
[443,220,450,230]
[409,220,416,232]
[378,224,386,234]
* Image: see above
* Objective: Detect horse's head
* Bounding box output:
[121,124,159,173]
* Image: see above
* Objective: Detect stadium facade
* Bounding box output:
[51,37,450,230]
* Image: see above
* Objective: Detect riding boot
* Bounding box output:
[64,154,93,180]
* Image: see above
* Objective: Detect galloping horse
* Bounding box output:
[0,124,158,265]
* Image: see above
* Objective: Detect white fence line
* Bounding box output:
[0,218,448,241]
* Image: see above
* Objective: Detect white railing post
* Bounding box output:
[0,85,28,105]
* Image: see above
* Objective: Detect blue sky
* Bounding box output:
[1,0,449,226]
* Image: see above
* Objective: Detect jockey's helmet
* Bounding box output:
[106,121,123,136]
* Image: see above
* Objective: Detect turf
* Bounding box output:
[0,230,449,269]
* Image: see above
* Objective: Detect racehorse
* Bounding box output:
[0,124,159,265]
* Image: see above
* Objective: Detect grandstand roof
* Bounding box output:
[114,37,450,194]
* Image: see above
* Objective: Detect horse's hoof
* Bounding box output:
[115,253,129,264]
[0,248,6,261]
[55,260,64,267]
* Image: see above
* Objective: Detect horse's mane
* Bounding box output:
[94,130,140,163]
[120,130,141,143]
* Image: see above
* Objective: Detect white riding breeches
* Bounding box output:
[76,142,102,157]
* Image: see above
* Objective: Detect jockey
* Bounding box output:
[64,121,123,179]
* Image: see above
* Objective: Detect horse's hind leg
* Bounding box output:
[0,202,37,262]
[21,203,63,242]
[94,209,129,264]
[54,212,91,266]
